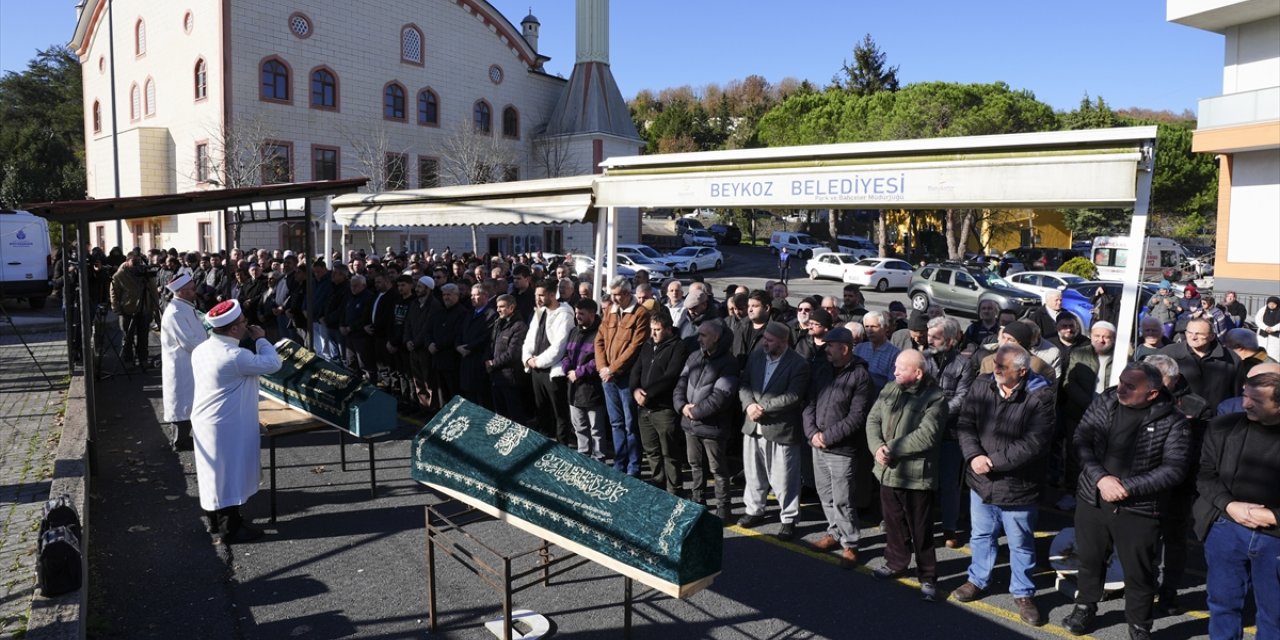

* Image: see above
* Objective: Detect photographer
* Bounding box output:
[110,253,159,369]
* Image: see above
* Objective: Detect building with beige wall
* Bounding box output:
[69,0,642,258]
[1169,0,1280,302]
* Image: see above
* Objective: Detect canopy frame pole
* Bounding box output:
[1111,140,1156,387]
[604,207,619,297]
[592,211,605,302]
[323,196,334,267]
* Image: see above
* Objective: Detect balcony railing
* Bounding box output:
[1197,86,1280,129]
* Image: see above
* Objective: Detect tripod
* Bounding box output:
[0,294,58,390]
[92,304,133,381]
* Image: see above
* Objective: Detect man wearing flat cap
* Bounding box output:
[159,273,204,450]
[738,321,811,541]
[891,310,931,353]
[979,319,1058,384]
[795,308,834,364]
[190,300,282,544]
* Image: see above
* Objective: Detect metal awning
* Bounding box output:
[595,127,1157,210]
[330,175,596,227]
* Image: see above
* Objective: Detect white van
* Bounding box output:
[769,231,826,259]
[0,210,53,309]
[1091,235,1189,283]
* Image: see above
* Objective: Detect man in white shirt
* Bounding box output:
[523,279,575,444]
[159,273,204,451]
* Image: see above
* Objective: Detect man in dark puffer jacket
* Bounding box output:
[630,311,689,495]
[1061,362,1189,640]
[674,319,739,521]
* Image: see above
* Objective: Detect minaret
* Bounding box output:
[543,0,641,141]
[521,10,540,53]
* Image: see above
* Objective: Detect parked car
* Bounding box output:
[769,231,825,259]
[614,253,673,284]
[1007,271,1088,299]
[708,223,742,246]
[805,252,860,281]
[1062,281,1157,332]
[655,246,723,274]
[843,258,915,292]
[642,208,676,219]
[908,262,1042,314]
[675,218,705,235]
[835,235,879,260]
[617,243,665,261]
[569,255,637,280]
[683,228,718,247]
[0,210,52,309]
[1005,247,1080,271]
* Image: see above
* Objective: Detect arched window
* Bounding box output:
[92,101,101,133]
[502,106,519,138]
[417,89,438,126]
[194,58,207,100]
[384,82,406,120]
[135,19,146,56]
[144,78,156,116]
[401,25,423,65]
[130,83,140,120]
[473,100,492,134]
[260,57,289,102]
[310,67,337,109]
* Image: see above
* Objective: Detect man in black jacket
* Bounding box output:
[342,274,376,382]
[458,283,498,409]
[954,344,1056,627]
[924,316,976,548]
[426,283,467,406]
[1061,362,1189,639]
[1193,371,1280,640]
[674,319,739,521]
[1158,317,1243,409]
[801,326,873,568]
[630,311,688,494]
[562,300,607,461]
[486,294,529,423]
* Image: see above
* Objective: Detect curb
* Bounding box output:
[25,373,88,640]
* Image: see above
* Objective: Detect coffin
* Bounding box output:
[412,397,722,598]
[258,339,396,437]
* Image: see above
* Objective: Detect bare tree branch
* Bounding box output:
[530,132,582,179]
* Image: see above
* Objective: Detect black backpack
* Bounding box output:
[36,495,83,597]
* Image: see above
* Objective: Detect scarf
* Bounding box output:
[1263,296,1280,327]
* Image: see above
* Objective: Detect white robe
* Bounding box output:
[159,297,205,422]
[190,334,282,511]
[1258,307,1280,362]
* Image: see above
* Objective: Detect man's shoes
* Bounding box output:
[1128,624,1152,640]
[810,534,840,552]
[872,565,902,580]
[1061,604,1097,636]
[942,529,961,548]
[776,522,796,542]
[222,522,265,545]
[716,505,731,524]
[920,582,937,602]
[951,581,986,603]
[1157,590,1184,615]
[737,513,765,529]
[838,547,858,569]
[1015,596,1043,626]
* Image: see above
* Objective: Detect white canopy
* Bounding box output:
[330,175,596,227]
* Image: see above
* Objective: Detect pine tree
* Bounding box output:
[835,34,900,96]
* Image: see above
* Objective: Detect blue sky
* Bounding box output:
[2,1,1223,115]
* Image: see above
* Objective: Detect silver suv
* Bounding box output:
[909,263,1041,314]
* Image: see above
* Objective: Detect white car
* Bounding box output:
[805,252,861,281]
[569,255,636,280]
[1007,270,1088,299]
[683,228,718,247]
[843,258,916,292]
[656,246,723,274]
[617,243,665,261]
[614,253,673,283]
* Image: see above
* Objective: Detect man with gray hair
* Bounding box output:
[737,321,810,541]
[596,276,651,477]
[1224,327,1276,391]
[1062,362,1188,638]
[1028,290,1065,340]
[854,310,900,391]
[1058,320,1117,510]
[954,344,1056,627]
[924,315,976,548]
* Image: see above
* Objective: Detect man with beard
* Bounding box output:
[840,284,868,323]
[486,294,530,423]
[677,289,722,352]
[630,311,688,494]
[924,316,976,549]
[159,274,203,450]
[523,280,574,444]
[403,276,440,414]
[596,277,652,477]
[426,283,468,406]
[794,308,834,364]
[964,300,1003,350]
[890,310,930,353]
[562,299,607,461]
[1027,290,1066,340]
[675,319,739,521]
[1159,317,1244,409]
[110,253,158,370]
[737,322,810,541]
[733,291,775,368]
[459,283,498,409]
[1062,363,1188,640]
[803,327,873,569]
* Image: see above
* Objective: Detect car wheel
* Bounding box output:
[714,260,722,270]
[688,263,699,274]
[911,292,930,311]
[876,278,889,292]
[809,269,819,280]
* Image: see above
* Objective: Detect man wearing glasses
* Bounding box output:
[1158,317,1244,409]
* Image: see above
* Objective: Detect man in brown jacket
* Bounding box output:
[596,277,651,477]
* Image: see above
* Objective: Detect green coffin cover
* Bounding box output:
[259,340,397,437]
[412,397,722,597]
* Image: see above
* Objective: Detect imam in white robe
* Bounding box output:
[159,297,205,423]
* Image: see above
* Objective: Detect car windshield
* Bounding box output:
[795,234,816,244]
[971,270,1015,289]
[673,247,700,257]
[1060,275,1085,286]
[629,254,659,265]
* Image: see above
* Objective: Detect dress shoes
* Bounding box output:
[1061,604,1096,635]
[737,513,765,529]
[776,522,796,542]
[1128,624,1152,640]
[1015,597,1043,626]
[950,581,986,602]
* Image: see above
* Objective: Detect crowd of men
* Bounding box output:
[107,241,1280,640]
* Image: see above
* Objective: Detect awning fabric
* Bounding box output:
[330,175,595,227]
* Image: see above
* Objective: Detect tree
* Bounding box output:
[1062,208,1131,239]
[834,34,900,97]
[438,122,519,253]
[202,114,279,188]
[341,124,412,252]
[530,132,582,179]
[0,46,85,208]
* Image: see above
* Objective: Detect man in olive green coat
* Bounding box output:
[866,349,948,601]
